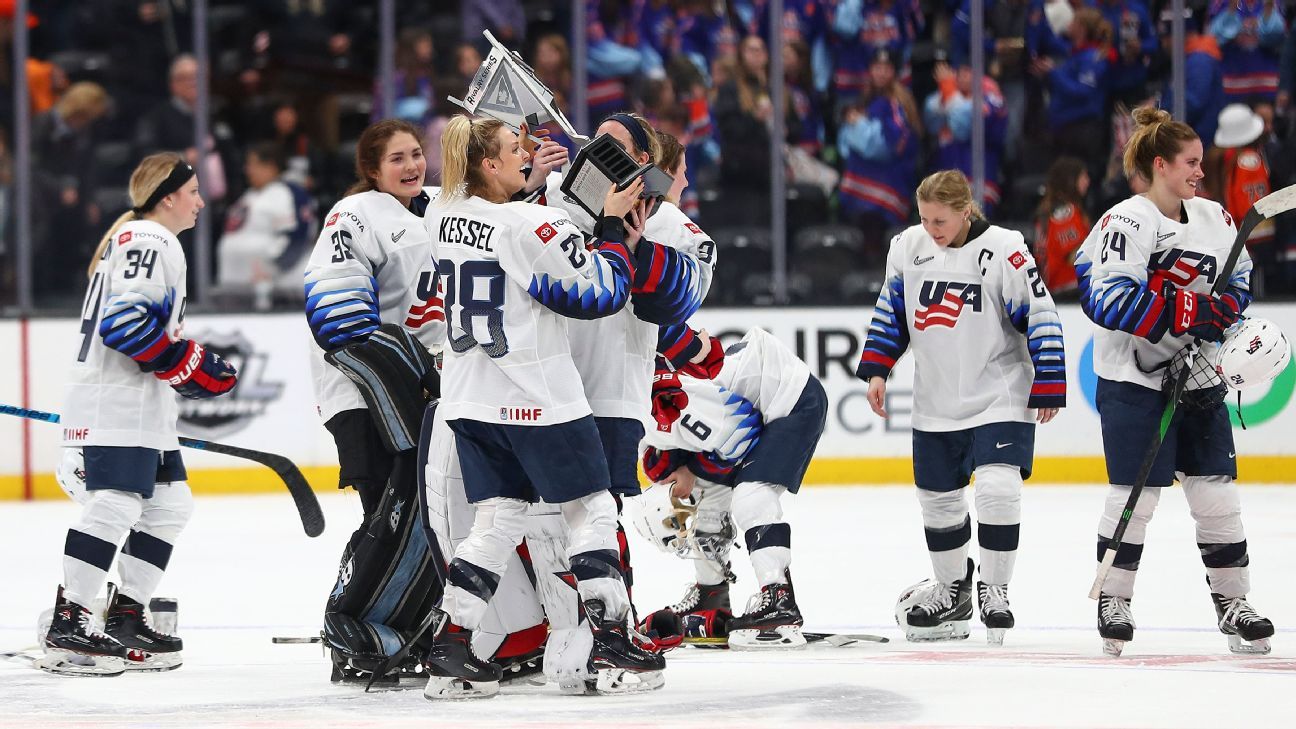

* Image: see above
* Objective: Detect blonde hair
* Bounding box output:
[56,82,110,126]
[438,115,506,204]
[1122,106,1199,182]
[87,152,186,278]
[915,169,984,220]
[345,119,424,197]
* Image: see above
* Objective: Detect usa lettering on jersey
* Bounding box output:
[915,281,982,330]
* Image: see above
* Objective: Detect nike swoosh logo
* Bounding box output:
[995,442,1012,448]
[1157,232,1175,242]
[1228,452,1235,459]
[914,255,934,266]
[392,229,406,243]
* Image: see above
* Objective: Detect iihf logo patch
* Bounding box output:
[915,281,983,331]
[535,222,557,244]
[117,231,133,245]
[1009,251,1027,269]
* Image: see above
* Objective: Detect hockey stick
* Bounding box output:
[1,404,325,538]
[1088,183,1296,600]
[803,631,890,646]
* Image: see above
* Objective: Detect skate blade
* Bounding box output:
[36,651,125,677]
[123,650,182,672]
[682,636,729,649]
[728,625,807,651]
[591,668,665,695]
[986,628,1007,646]
[422,676,500,700]
[1227,635,1272,655]
[1102,638,1126,657]
[904,619,971,643]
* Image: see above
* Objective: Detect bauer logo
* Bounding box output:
[176,330,284,438]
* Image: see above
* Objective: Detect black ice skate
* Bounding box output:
[976,581,1015,646]
[42,586,127,677]
[105,587,182,654]
[421,624,502,700]
[728,578,805,650]
[905,559,974,642]
[1211,592,1274,655]
[1097,593,1135,657]
[584,599,666,695]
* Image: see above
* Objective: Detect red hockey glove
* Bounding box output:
[651,368,689,430]
[153,340,238,399]
[680,334,724,379]
[1171,290,1239,342]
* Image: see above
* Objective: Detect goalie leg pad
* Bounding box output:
[562,492,630,621]
[325,323,436,454]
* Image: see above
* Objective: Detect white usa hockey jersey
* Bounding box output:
[425,194,635,426]
[857,222,1067,432]
[538,169,716,421]
[304,188,445,423]
[642,328,809,479]
[62,220,188,450]
[1074,195,1252,390]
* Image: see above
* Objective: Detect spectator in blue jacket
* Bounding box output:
[924,60,1009,216]
[1092,0,1157,107]
[831,0,924,103]
[1209,0,1285,103]
[1031,6,1112,186]
[837,48,922,262]
[1158,6,1225,147]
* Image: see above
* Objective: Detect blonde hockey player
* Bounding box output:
[858,170,1066,645]
[1075,107,1273,657]
[419,115,664,699]
[46,153,237,676]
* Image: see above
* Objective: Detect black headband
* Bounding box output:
[133,161,196,215]
[606,114,652,161]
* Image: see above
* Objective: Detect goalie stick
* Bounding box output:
[1088,182,1296,600]
[1,404,324,538]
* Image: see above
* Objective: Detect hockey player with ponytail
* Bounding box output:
[858,170,1066,646]
[420,115,664,699]
[44,152,237,676]
[1075,106,1273,657]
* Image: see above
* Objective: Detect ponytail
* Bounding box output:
[88,211,139,278]
[438,115,505,204]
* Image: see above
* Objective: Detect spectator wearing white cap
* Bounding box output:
[1204,103,1275,283]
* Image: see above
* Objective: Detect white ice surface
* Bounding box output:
[3,485,1295,728]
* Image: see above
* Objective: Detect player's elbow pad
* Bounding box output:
[99,291,173,366]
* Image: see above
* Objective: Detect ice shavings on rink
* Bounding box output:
[2,485,1294,728]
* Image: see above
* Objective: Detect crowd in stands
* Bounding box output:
[3,0,1296,309]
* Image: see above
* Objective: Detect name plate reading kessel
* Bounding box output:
[559,133,674,221]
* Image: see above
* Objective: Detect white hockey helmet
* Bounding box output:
[895,579,939,627]
[1214,317,1292,391]
[626,482,702,559]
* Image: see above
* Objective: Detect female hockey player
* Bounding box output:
[46,152,237,676]
[419,115,664,699]
[1074,107,1273,657]
[636,326,827,650]
[857,169,1067,646]
[304,119,442,537]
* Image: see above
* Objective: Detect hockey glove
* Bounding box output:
[680,334,724,379]
[651,368,689,430]
[1171,290,1240,342]
[150,340,238,399]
